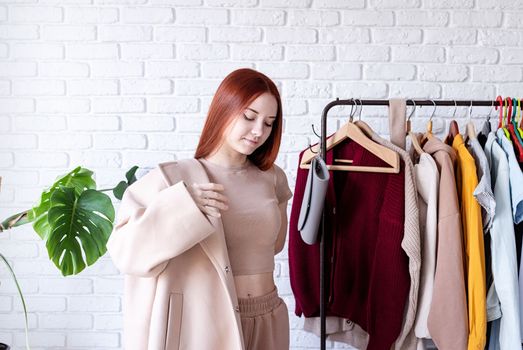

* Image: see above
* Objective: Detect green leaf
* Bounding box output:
[112,181,128,201]
[28,167,96,241]
[125,165,139,184]
[46,187,114,276]
[113,166,139,200]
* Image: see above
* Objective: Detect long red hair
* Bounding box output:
[194,68,283,171]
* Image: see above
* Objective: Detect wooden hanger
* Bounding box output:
[300,119,400,173]
[419,100,436,146]
[466,122,477,140]
[466,102,477,141]
[354,118,424,157]
[407,123,424,156]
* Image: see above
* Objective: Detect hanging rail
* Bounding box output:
[317,98,502,350]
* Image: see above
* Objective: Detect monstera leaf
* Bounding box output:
[28,166,96,241]
[46,187,114,276]
[1,165,137,348]
[2,165,138,277]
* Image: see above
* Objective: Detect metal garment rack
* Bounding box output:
[317,99,503,350]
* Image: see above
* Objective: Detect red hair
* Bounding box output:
[194,68,283,171]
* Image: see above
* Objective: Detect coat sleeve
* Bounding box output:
[106,168,216,278]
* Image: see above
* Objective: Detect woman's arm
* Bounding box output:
[274,200,289,255]
[106,169,215,278]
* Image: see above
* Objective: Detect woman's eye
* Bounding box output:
[243,113,273,127]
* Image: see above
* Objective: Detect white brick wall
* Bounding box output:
[1,1,522,349]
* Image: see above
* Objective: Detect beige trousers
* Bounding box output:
[238,287,290,350]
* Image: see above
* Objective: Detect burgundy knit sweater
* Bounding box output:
[289,138,410,350]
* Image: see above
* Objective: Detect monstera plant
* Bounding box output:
[0,165,139,349]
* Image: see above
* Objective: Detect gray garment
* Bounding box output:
[467,137,496,232]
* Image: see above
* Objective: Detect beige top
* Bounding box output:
[198,158,293,276]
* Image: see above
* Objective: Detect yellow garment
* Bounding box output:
[452,134,486,350]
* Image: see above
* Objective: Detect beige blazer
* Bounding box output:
[106,158,245,350]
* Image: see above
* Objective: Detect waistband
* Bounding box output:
[237,286,280,317]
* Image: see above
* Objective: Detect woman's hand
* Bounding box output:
[187,182,229,218]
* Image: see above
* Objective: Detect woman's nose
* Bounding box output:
[251,124,262,137]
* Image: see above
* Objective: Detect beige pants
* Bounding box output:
[238,287,290,350]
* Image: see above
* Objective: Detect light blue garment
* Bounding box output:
[495,128,523,341]
[484,132,522,350]
[495,129,523,224]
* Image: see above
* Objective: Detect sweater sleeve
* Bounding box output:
[106,168,216,278]
[274,164,293,204]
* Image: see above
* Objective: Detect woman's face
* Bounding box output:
[223,92,278,156]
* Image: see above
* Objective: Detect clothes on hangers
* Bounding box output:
[495,128,523,343]
[423,136,469,350]
[362,124,421,350]
[302,127,422,350]
[289,140,409,350]
[467,137,496,233]
[289,100,523,350]
[495,129,523,225]
[478,120,492,149]
[466,128,497,350]
[410,133,439,345]
[451,134,487,350]
[484,132,522,350]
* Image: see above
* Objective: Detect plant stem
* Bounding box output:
[0,210,30,232]
[0,253,31,350]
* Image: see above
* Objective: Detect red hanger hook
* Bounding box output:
[506,97,513,124]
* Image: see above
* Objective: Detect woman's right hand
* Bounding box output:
[186,182,229,218]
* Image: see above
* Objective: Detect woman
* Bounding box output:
[107,68,293,350]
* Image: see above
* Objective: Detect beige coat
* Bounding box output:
[423,137,468,350]
[106,158,245,350]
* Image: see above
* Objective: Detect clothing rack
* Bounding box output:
[316,98,503,350]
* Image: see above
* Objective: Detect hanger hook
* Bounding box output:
[468,100,473,121]
[307,142,318,154]
[354,98,363,121]
[349,98,356,122]
[355,98,363,121]
[307,123,319,155]
[407,99,416,121]
[311,123,320,139]
[487,99,494,121]
[429,100,436,121]
[452,100,458,119]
